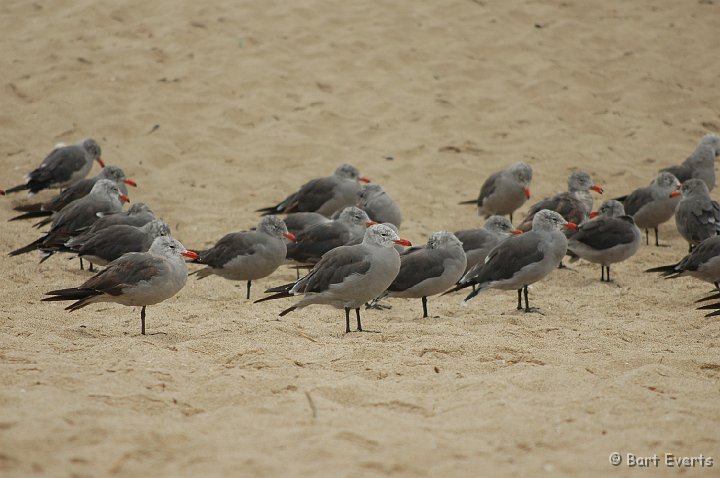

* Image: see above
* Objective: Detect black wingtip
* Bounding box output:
[645,264,678,274]
[43,289,98,311]
[9,210,52,222]
[255,206,279,216]
[4,184,28,194]
[698,302,720,311]
[279,305,297,317]
[32,217,53,229]
[264,282,296,294]
[441,281,472,296]
[9,237,45,256]
[696,293,720,304]
[254,289,294,304]
[43,288,91,300]
[463,286,482,303]
[12,202,43,213]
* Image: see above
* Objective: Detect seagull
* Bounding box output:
[285,207,375,265]
[646,235,720,290]
[255,224,411,333]
[9,180,129,257]
[445,210,576,313]
[52,219,172,268]
[460,162,533,222]
[567,200,641,282]
[674,179,720,252]
[615,172,680,246]
[66,203,157,248]
[661,133,720,191]
[43,236,197,335]
[283,212,331,236]
[454,216,522,276]
[4,139,104,195]
[9,165,136,223]
[256,164,370,217]
[517,171,603,232]
[189,216,296,299]
[356,183,402,228]
[376,231,466,318]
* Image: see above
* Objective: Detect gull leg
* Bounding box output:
[421,296,428,319]
[517,289,523,310]
[355,308,363,331]
[246,280,252,300]
[79,258,85,271]
[523,286,544,314]
[140,306,146,335]
[344,307,351,334]
[654,228,670,247]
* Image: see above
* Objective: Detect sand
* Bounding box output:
[1,0,720,476]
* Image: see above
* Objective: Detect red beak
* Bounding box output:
[512,229,523,235]
[182,250,199,260]
[0,189,5,196]
[670,191,682,198]
[123,178,137,187]
[589,211,599,219]
[119,194,130,203]
[284,233,297,241]
[394,238,412,246]
[366,220,379,227]
[359,177,371,183]
[96,158,106,168]
[563,222,578,231]
[523,187,531,199]
[590,185,604,194]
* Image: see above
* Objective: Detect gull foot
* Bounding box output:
[523,307,545,315]
[365,301,391,310]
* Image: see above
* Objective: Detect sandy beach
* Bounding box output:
[1,0,719,476]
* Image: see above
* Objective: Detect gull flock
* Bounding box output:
[4,133,720,334]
